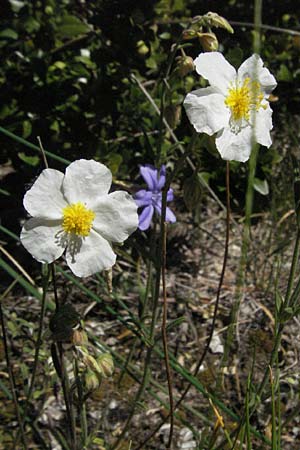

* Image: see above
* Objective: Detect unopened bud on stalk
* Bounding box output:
[198,32,219,52]
[204,12,234,34]
[83,353,102,377]
[176,55,194,77]
[97,353,114,378]
[165,105,181,130]
[85,370,101,391]
[72,329,88,346]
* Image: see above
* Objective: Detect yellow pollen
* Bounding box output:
[225,77,264,122]
[62,202,95,237]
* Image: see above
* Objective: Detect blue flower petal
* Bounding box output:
[166,207,176,223]
[140,165,159,191]
[138,205,154,230]
[134,189,152,207]
[167,188,174,202]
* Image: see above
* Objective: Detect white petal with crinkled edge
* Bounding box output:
[21,218,66,263]
[24,169,67,219]
[238,54,277,95]
[62,159,112,206]
[194,52,236,93]
[254,103,273,148]
[184,87,229,135]
[216,126,253,162]
[91,191,138,243]
[65,230,116,277]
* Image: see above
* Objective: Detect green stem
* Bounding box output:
[0,301,27,449]
[26,264,50,404]
[51,264,77,448]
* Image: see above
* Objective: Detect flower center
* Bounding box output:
[62,202,95,237]
[225,77,264,122]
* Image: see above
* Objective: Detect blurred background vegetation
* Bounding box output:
[1,0,300,227]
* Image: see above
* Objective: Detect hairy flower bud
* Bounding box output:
[85,370,101,391]
[97,353,114,378]
[72,329,88,346]
[204,12,234,34]
[198,32,219,52]
[165,105,181,130]
[176,55,194,77]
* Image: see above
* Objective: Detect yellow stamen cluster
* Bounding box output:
[62,202,95,237]
[225,77,264,122]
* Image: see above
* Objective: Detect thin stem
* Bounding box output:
[51,264,77,448]
[75,358,88,448]
[26,264,50,405]
[37,136,49,169]
[136,161,231,449]
[161,223,174,447]
[0,301,28,449]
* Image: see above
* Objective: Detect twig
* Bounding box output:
[230,20,300,36]
[0,244,35,286]
[37,136,49,169]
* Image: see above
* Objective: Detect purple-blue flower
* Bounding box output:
[134,165,176,231]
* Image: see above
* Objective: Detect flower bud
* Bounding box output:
[204,12,234,34]
[198,32,219,52]
[182,29,198,40]
[165,105,181,130]
[72,329,88,346]
[85,370,101,391]
[97,353,114,378]
[83,353,102,377]
[176,55,194,77]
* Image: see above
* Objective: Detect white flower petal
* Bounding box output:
[24,169,67,219]
[238,54,277,95]
[194,52,236,93]
[184,87,229,135]
[65,230,116,277]
[92,191,138,243]
[254,103,273,148]
[21,218,65,263]
[215,127,253,162]
[62,159,112,206]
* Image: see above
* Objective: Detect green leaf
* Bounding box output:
[22,120,32,139]
[56,15,91,39]
[23,17,40,33]
[166,316,186,332]
[18,152,39,166]
[275,290,283,314]
[253,177,269,195]
[277,64,293,82]
[0,28,18,40]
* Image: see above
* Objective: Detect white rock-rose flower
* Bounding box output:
[184,52,277,162]
[21,159,138,277]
